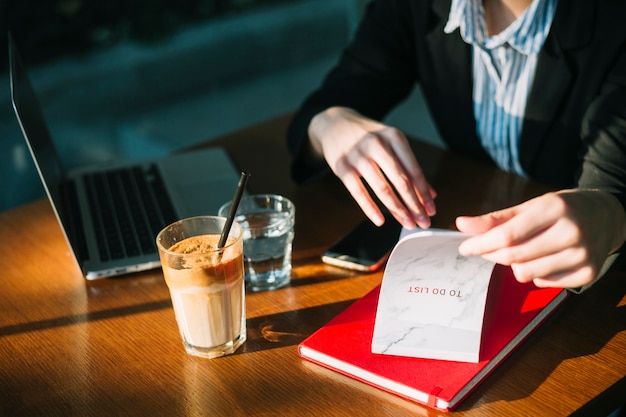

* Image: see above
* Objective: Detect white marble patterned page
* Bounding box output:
[371,230,496,363]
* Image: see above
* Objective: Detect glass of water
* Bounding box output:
[219,194,295,292]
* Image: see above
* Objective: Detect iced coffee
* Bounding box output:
[156,216,246,358]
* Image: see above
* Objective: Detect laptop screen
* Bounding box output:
[8,33,75,245]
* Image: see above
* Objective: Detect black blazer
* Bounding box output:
[287,0,626,208]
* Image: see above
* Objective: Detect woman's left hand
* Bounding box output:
[455,189,626,289]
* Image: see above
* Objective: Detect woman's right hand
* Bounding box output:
[308,106,437,229]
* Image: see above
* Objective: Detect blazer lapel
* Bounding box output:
[519,0,595,171]
[426,1,482,155]
[429,0,473,104]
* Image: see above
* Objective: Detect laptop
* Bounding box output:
[7,33,242,280]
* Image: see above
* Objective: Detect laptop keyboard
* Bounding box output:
[84,164,177,261]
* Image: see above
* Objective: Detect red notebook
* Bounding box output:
[298,265,568,412]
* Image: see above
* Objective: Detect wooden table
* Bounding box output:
[1,114,624,416]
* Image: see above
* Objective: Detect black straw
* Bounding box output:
[218,171,250,249]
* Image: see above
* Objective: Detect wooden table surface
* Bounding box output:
[1,114,624,416]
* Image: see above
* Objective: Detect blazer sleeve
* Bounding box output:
[576,47,626,289]
[286,0,422,184]
[578,53,626,211]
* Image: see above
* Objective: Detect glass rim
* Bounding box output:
[155,215,243,257]
[219,194,295,233]
[219,193,294,215]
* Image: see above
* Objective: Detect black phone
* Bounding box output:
[322,213,402,272]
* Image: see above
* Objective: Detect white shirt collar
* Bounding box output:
[444,0,556,55]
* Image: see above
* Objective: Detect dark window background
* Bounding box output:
[0,0,438,212]
[0,0,358,211]
[0,0,291,70]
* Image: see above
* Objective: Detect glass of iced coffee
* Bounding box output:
[156,216,246,359]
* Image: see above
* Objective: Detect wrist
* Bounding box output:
[308,106,358,156]
[596,191,626,254]
[575,189,626,254]
[609,193,626,254]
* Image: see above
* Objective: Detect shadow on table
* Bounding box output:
[0,299,172,338]
[236,298,355,355]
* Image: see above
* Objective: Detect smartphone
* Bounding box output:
[322,213,402,272]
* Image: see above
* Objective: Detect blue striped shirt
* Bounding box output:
[444,0,558,175]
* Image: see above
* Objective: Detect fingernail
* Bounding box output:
[458,242,473,256]
[426,202,436,216]
[417,215,430,229]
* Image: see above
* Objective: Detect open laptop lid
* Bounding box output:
[8,32,83,270]
[8,32,245,279]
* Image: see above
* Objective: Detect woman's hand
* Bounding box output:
[308,106,436,229]
[456,189,626,288]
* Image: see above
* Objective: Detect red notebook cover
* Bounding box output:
[297,265,568,412]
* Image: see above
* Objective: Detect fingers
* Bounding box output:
[355,131,434,228]
[456,205,524,235]
[510,247,596,288]
[383,128,437,217]
[454,190,625,289]
[457,195,561,257]
[529,267,596,288]
[337,162,386,226]
[311,107,436,229]
[333,130,435,229]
